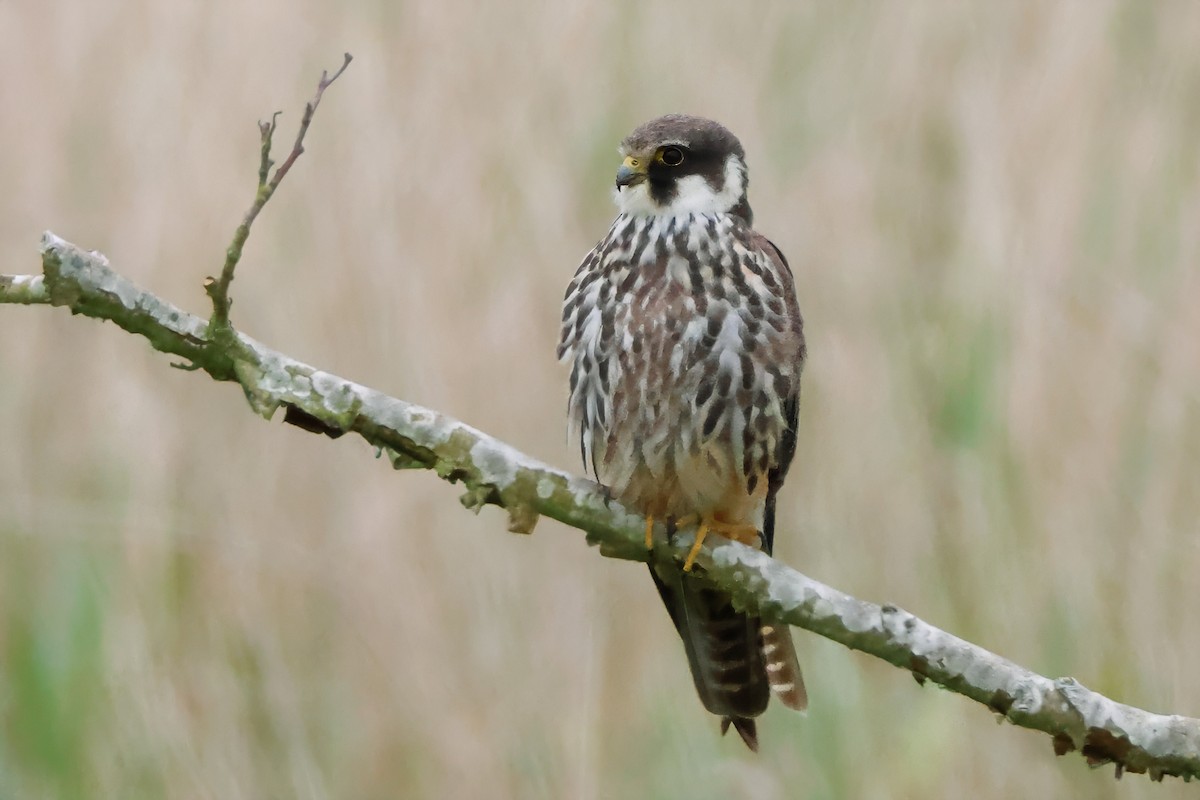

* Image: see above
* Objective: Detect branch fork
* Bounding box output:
[203,52,353,333]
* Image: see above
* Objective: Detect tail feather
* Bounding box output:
[760,624,808,711]
[648,513,809,751]
[720,716,759,751]
[649,565,770,721]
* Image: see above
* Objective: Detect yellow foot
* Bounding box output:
[644,515,655,550]
[682,522,709,572]
[681,517,761,572]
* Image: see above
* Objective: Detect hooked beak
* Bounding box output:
[615,155,647,189]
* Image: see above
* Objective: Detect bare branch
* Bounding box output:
[268,52,353,195]
[3,234,1198,783]
[0,273,48,305]
[204,52,353,331]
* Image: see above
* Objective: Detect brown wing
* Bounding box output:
[753,235,808,712]
[754,234,804,553]
[557,234,615,477]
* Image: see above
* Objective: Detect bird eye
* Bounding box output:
[660,146,685,166]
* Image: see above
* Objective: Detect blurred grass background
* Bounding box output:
[2,1,1199,797]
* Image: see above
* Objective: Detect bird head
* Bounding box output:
[613,114,752,223]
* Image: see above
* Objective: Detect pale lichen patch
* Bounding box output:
[470,439,519,489]
[838,600,880,634]
[1010,681,1046,716]
[569,479,609,510]
[357,389,411,434]
[252,356,313,400]
[311,371,358,415]
[807,592,839,622]
[406,411,458,447]
[63,244,140,311]
[590,500,642,536]
[40,231,66,252]
[765,569,808,611]
[353,389,458,451]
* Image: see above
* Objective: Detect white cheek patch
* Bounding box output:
[613,182,660,217]
[662,174,731,216]
[612,155,747,218]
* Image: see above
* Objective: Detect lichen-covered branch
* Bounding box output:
[2,235,1198,783]
[0,273,48,304]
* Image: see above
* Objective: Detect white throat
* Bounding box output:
[613,155,746,218]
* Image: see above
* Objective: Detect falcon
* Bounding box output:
[557,114,808,750]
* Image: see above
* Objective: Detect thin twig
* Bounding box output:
[204,52,353,331]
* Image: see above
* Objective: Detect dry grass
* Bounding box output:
[2,1,1199,797]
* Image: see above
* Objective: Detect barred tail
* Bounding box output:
[717,626,805,751]
[760,624,808,711]
[648,565,770,728]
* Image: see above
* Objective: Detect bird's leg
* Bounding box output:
[681,515,761,572]
[647,513,693,550]
[682,521,710,572]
